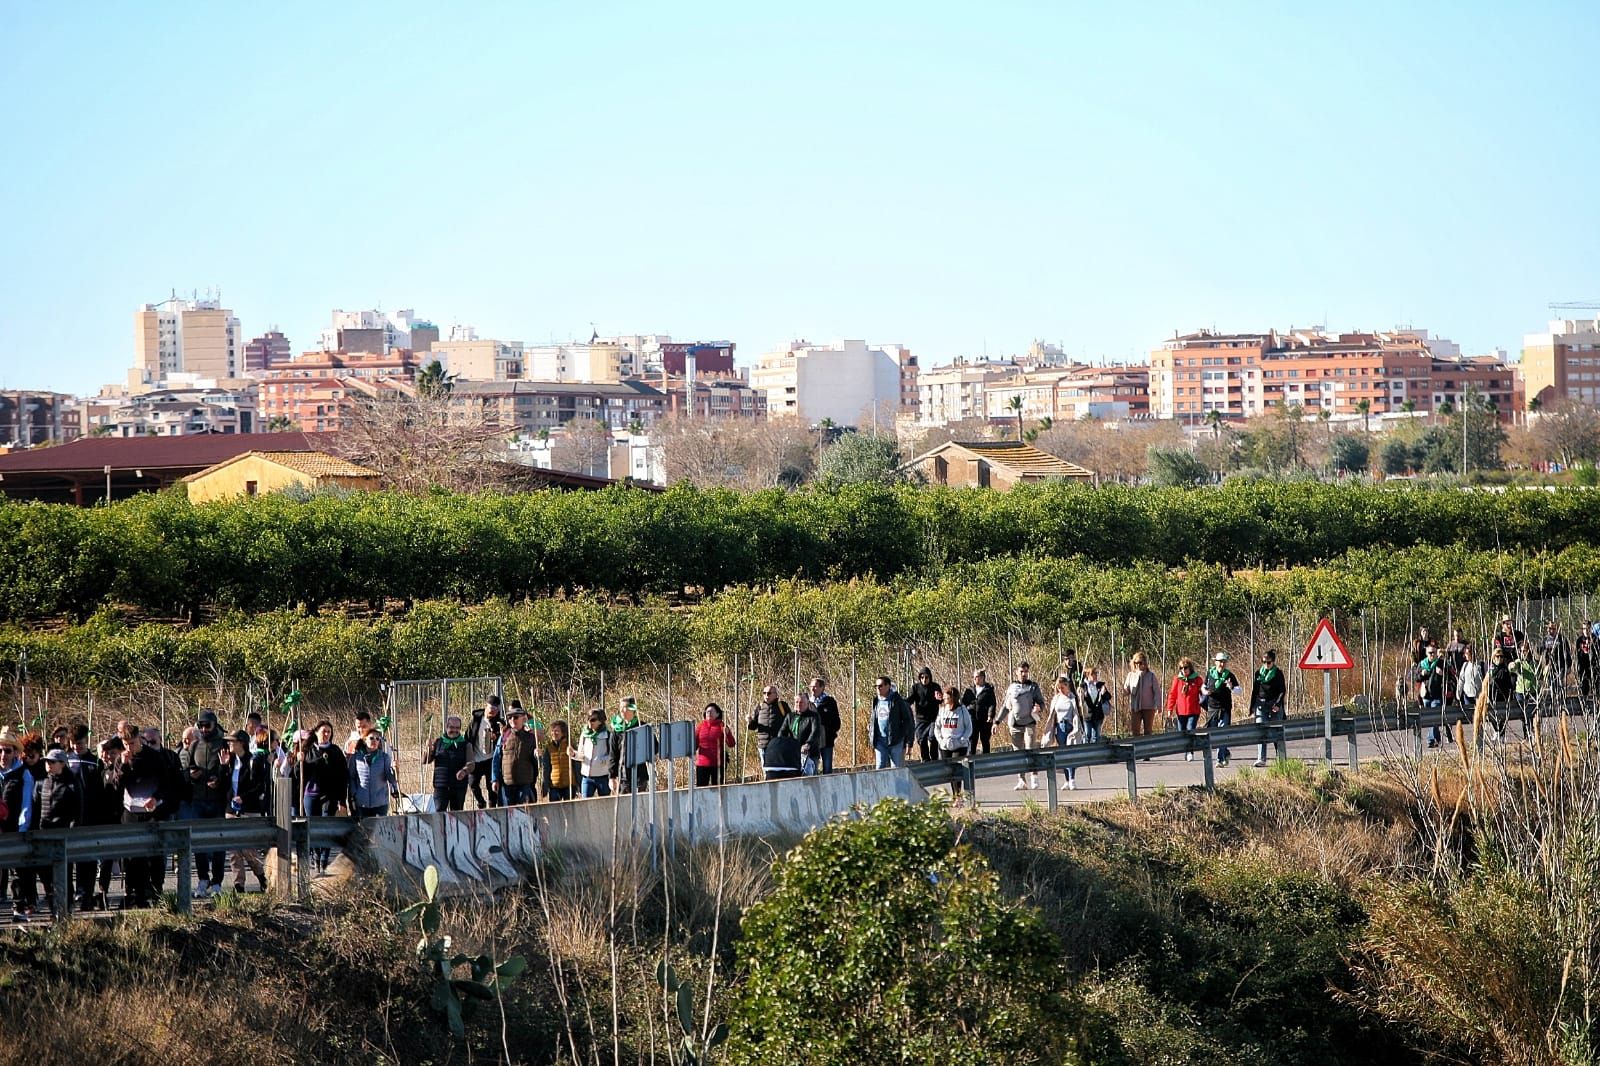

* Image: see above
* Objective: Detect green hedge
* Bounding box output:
[3,482,1599,621]
[4,544,1596,684]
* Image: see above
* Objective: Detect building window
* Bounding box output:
[245,480,258,496]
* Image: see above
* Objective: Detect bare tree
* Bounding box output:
[654,414,816,488]
[333,387,512,493]
[550,418,614,478]
[1034,418,1183,482]
[1529,399,1600,468]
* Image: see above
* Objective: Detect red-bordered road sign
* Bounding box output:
[1299,618,1354,670]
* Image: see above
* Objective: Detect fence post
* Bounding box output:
[850,654,858,771]
[1201,738,1215,791]
[274,776,293,901]
[175,826,194,915]
[1044,755,1059,812]
[1346,718,1359,770]
[1125,754,1138,800]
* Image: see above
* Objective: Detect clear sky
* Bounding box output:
[1,0,1596,394]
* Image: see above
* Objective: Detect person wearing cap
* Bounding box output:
[1204,653,1243,766]
[496,706,541,805]
[219,730,270,893]
[347,729,399,818]
[181,710,228,899]
[468,695,504,809]
[20,749,80,918]
[609,697,651,795]
[3,735,50,919]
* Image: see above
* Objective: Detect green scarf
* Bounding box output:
[1256,666,1279,684]
[438,734,465,751]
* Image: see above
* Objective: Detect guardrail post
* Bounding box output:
[175,826,194,915]
[1044,755,1059,812]
[964,761,977,810]
[1125,755,1137,800]
[1410,709,1423,761]
[52,840,71,921]
[1201,737,1215,791]
[1272,724,1287,764]
[1344,717,1359,770]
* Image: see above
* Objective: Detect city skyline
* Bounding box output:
[2,1,1597,394]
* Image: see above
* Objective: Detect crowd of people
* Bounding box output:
[1405,615,1596,746]
[1,623,1578,920]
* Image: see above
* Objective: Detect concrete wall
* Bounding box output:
[360,768,928,898]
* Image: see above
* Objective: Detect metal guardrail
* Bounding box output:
[906,697,1591,806]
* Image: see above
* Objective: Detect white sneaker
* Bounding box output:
[1013,780,1027,791]
[1067,779,1076,790]
[1253,759,1267,768]
[194,884,211,900]
[1028,775,1039,790]
[1185,752,1194,762]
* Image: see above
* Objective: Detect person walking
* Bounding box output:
[105,727,168,907]
[1167,658,1204,760]
[932,686,973,801]
[574,711,616,798]
[1124,653,1160,738]
[180,710,228,898]
[868,676,914,769]
[1003,662,1047,790]
[28,750,80,918]
[1250,650,1287,767]
[542,721,574,800]
[468,696,504,809]
[499,707,541,805]
[908,667,942,763]
[694,704,735,787]
[424,715,475,812]
[219,731,270,893]
[300,722,348,874]
[347,730,399,817]
[1080,666,1111,743]
[1416,640,1445,748]
[1205,653,1243,766]
[1457,645,1485,741]
[806,678,841,773]
[1048,674,1080,789]
[64,723,107,911]
[963,669,997,755]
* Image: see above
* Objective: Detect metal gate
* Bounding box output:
[385,676,504,795]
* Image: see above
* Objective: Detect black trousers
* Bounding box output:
[433,784,468,812]
[120,810,161,904]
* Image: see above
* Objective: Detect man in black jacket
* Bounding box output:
[26,750,81,918]
[65,723,106,911]
[806,677,842,773]
[748,685,786,757]
[107,728,170,907]
[181,711,228,897]
[868,677,915,769]
[962,670,998,755]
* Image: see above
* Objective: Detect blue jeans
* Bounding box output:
[1082,722,1102,743]
[1176,715,1198,733]
[1424,699,1444,745]
[819,746,835,774]
[1254,706,1284,763]
[580,775,611,799]
[874,743,905,769]
[801,755,818,776]
[1212,707,1233,761]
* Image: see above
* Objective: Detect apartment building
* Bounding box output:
[257,350,419,431]
[1150,328,1517,423]
[752,339,912,427]
[917,360,1018,426]
[434,338,525,381]
[0,391,77,447]
[655,375,766,419]
[318,309,430,354]
[522,342,624,383]
[243,330,292,373]
[83,377,257,437]
[981,363,1151,424]
[134,295,241,383]
[449,380,668,433]
[1522,317,1600,408]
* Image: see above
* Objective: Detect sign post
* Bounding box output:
[1298,617,1355,764]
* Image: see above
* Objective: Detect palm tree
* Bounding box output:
[415,359,455,399]
[1023,415,1054,444]
[1006,395,1024,442]
[1354,398,1371,435]
[1205,408,1223,440]
[1401,399,1417,416]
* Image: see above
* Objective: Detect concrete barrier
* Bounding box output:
[359,768,927,896]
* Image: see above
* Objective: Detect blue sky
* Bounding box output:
[1,0,1595,394]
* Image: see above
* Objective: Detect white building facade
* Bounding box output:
[752,339,907,427]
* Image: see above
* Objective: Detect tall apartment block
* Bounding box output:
[133,294,241,384]
[1522,316,1600,408]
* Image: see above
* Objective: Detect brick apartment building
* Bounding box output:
[257,350,419,431]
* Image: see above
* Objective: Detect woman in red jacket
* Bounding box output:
[695,703,736,786]
[1166,657,1204,759]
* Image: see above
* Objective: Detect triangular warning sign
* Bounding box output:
[1299,617,1354,670]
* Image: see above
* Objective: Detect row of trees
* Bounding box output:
[3,541,1595,684]
[6,482,1600,620]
